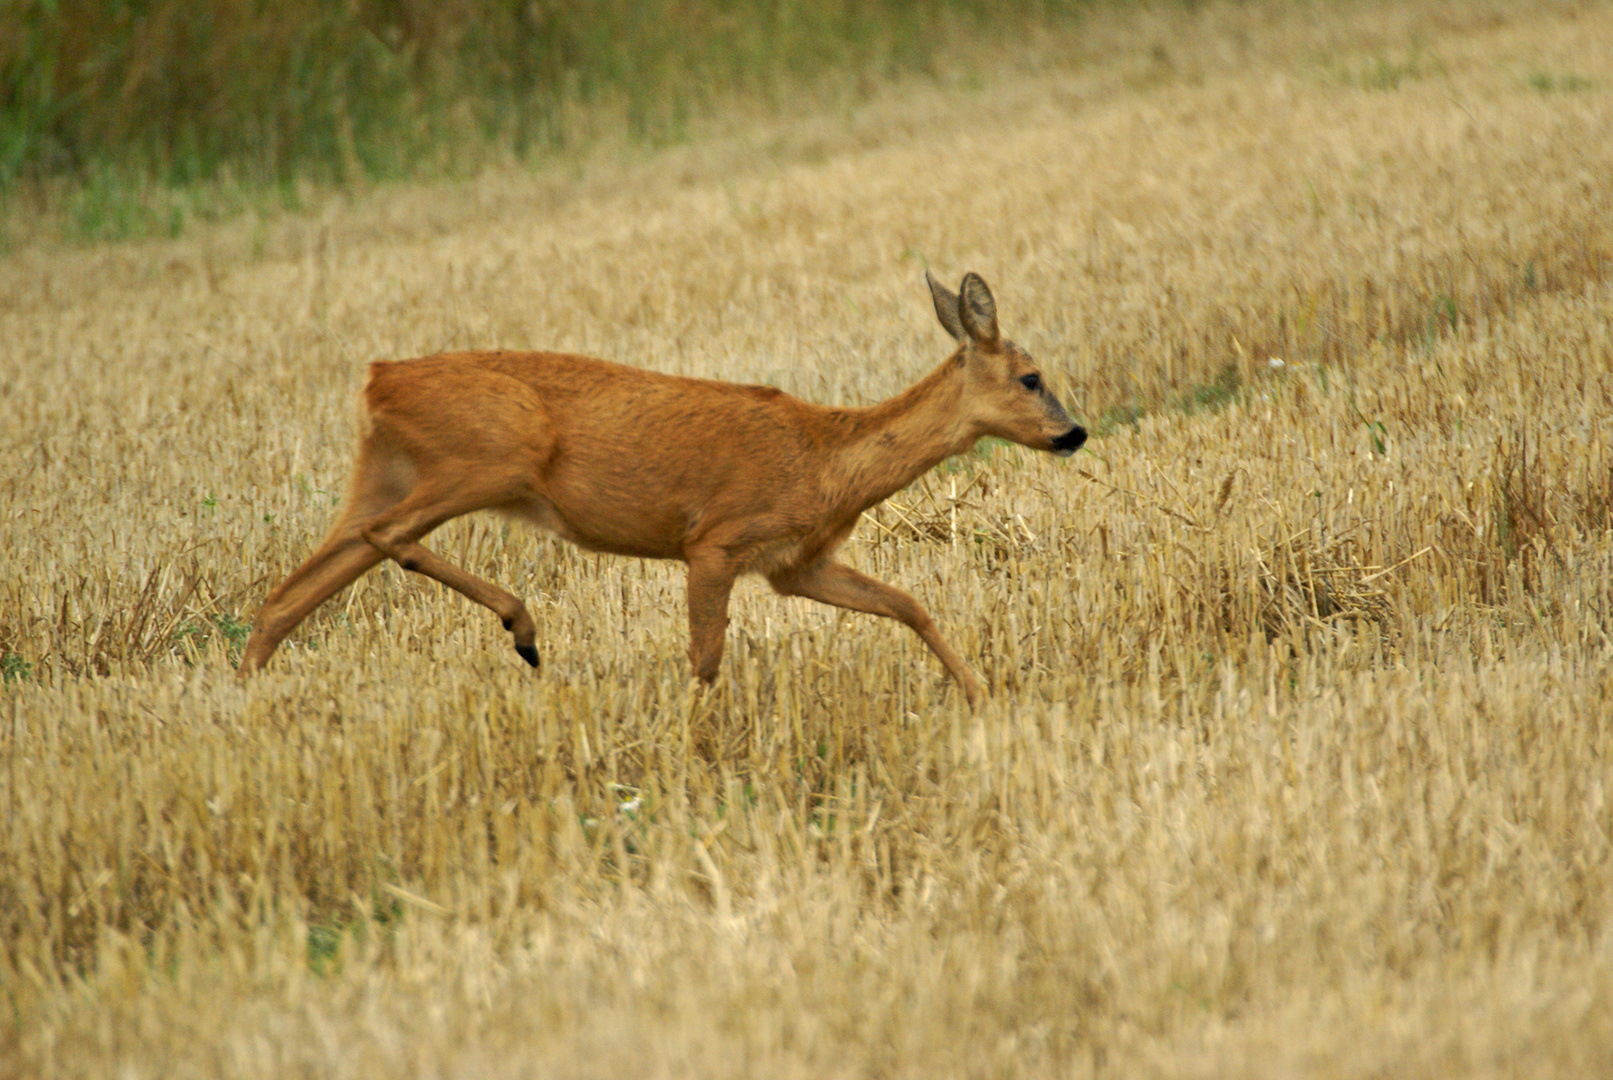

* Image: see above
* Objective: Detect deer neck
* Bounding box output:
[827,359,975,515]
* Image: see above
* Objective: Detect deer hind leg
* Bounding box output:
[769,559,986,708]
[238,530,387,673]
[238,450,405,673]
[358,473,543,669]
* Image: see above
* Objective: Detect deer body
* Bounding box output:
[239,273,1085,706]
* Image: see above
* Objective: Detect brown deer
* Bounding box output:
[238,272,1085,706]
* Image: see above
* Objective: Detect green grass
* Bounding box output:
[1528,71,1594,93]
[173,613,253,664]
[1,651,32,682]
[1089,362,1245,438]
[1342,46,1444,90]
[1,0,1098,243]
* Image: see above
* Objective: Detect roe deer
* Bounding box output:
[238,272,1085,706]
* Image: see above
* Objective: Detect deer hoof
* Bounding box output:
[515,644,540,669]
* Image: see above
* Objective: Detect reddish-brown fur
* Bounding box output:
[238,273,1085,706]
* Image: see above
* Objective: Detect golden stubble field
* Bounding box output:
[4,1,1613,1075]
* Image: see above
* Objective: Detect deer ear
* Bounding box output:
[958,273,1000,347]
[927,271,966,342]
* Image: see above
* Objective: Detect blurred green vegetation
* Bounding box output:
[1,0,1093,219]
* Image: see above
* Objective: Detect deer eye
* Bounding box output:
[1019,373,1042,392]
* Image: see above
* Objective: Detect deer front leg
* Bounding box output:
[770,559,985,708]
[685,552,739,685]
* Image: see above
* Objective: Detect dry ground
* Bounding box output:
[4,1,1613,1075]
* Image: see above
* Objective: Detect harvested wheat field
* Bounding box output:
[4,1,1613,1075]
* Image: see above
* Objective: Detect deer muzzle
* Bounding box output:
[1051,425,1087,457]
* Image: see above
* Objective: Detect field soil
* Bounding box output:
[4,1,1613,1076]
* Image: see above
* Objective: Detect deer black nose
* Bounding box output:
[1052,425,1086,455]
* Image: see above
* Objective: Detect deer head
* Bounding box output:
[927,271,1086,457]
